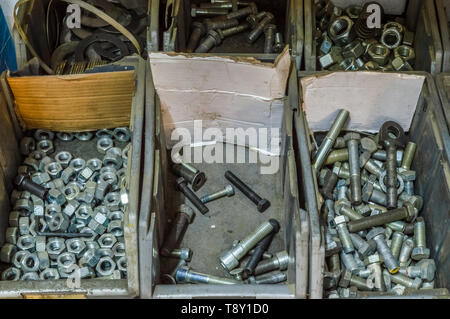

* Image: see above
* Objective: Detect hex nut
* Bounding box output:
[9,211,20,227]
[97,137,114,154]
[96,129,113,139]
[1,243,18,263]
[56,132,74,141]
[80,227,98,241]
[103,153,123,170]
[381,27,402,49]
[329,16,356,47]
[98,234,117,249]
[47,188,66,206]
[57,252,76,271]
[75,131,94,141]
[113,127,131,142]
[319,46,343,68]
[345,5,361,19]
[96,248,114,259]
[112,241,125,258]
[66,238,86,258]
[391,56,413,71]
[37,251,50,270]
[20,137,36,156]
[45,203,62,222]
[40,268,60,280]
[37,139,54,155]
[96,256,116,277]
[394,45,415,65]
[24,157,39,172]
[47,237,66,260]
[48,212,70,232]
[383,21,404,34]
[69,158,86,173]
[104,192,121,211]
[108,220,124,237]
[85,241,100,251]
[78,166,94,183]
[31,172,51,186]
[117,256,127,275]
[107,210,124,221]
[86,158,103,172]
[61,166,77,184]
[368,43,390,66]
[31,194,44,217]
[54,151,73,168]
[339,57,358,70]
[79,248,100,267]
[34,129,54,141]
[75,204,93,225]
[14,198,33,214]
[2,267,21,281]
[88,219,107,235]
[17,234,36,252]
[21,252,40,272]
[19,217,30,235]
[342,40,364,59]
[63,199,80,217]
[122,144,130,165]
[35,236,46,252]
[21,272,40,281]
[95,180,112,201]
[6,227,18,244]
[45,162,63,179]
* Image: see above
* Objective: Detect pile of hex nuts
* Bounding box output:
[315,0,416,71]
[0,128,130,281]
[314,110,437,298]
[188,1,284,53]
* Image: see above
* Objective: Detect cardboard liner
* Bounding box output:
[7,70,136,132]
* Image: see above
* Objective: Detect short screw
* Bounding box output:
[191,6,229,17]
[195,29,224,53]
[176,267,239,284]
[398,237,414,267]
[219,219,280,271]
[224,170,270,212]
[367,227,399,274]
[247,12,274,43]
[339,270,374,291]
[263,24,276,53]
[253,250,289,276]
[176,177,209,215]
[248,271,287,284]
[344,132,362,205]
[313,109,349,173]
[200,185,234,203]
[390,231,404,260]
[324,149,349,165]
[186,22,206,53]
[14,174,47,199]
[411,217,430,261]
[160,205,195,256]
[167,248,193,261]
[385,270,422,289]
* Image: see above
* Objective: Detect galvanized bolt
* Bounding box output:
[160,205,195,256]
[176,177,209,215]
[200,185,234,203]
[333,215,354,253]
[366,253,386,291]
[186,22,206,53]
[195,29,224,53]
[221,22,250,37]
[362,180,387,206]
[411,217,430,261]
[325,230,342,256]
[176,266,239,284]
[191,6,229,17]
[248,271,287,284]
[401,141,416,170]
[223,2,257,20]
[273,32,284,52]
[219,219,280,271]
[313,109,349,173]
[350,233,375,258]
[364,159,384,177]
[367,227,399,274]
[340,251,359,274]
[15,174,48,199]
[243,229,277,277]
[398,237,414,267]
[390,231,404,260]
[204,18,239,32]
[385,270,422,289]
[344,132,362,205]
[405,259,436,281]
[172,163,206,191]
[339,270,374,291]
[335,200,363,221]
[263,24,276,53]
[224,170,270,212]
[372,149,403,166]
[247,12,274,43]
[253,250,288,276]
[167,248,193,261]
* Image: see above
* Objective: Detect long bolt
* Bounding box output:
[247,12,274,43]
[253,250,289,275]
[15,174,47,199]
[212,0,251,6]
[231,240,273,259]
[247,11,267,28]
[334,216,354,253]
[390,231,404,260]
[344,133,362,205]
[176,177,209,214]
[385,271,422,289]
[221,22,250,37]
[200,2,234,9]
[398,238,414,267]
[219,219,280,271]
[191,6,229,17]
[186,22,206,53]
[200,185,234,203]
[350,233,375,258]
[367,228,399,274]
[340,251,359,274]
[263,24,276,53]
[224,170,270,212]
[172,164,206,191]
[248,271,287,284]
[385,145,398,208]
[195,29,224,53]
[204,18,239,32]
[176,267,239,284]
[411,217,430,261]
[313,109,349,173]
[372,149,403,166]
[223,2,257,20]
[401,142,416,170]
[243,230,276,278]
[324,149,348,165]
[160,205,195,256]
[347,203,416,233]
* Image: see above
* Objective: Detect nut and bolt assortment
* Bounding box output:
[1,128,130,281]
[188,1,284,53]
[161,162,287,285]
[315,1,416,71]
[315,110,438,298]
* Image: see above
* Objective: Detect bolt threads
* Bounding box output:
[192,7,229,17]
[350,233,369,253]
[176,267,239,284]
[195,35,218,53]
[247,14,273,43]
[401,142,417,170]
[221,22,250,37]
[337,224,355,253]
[176,179,209,215]
[390,231,404,260]
[374,236,399,273]
[253,258,278,275]
[201,186,232,203]
[226,4,256,20]
[386,146,398,208]
[340,205,363,221]
[240,220,278,253]
[325,149,349,165]
[206,18,239,31]
[399,238,414,266]
[340,251,359,273]
[263,25,276,53]
[187,27,204,53]
[414,218,426,247]
[350,274,373,291]
[389,272,418,288]
[347,206,408,232]
[251,271,287,284]
[244,231,275,277]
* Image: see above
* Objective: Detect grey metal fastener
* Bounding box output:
[404,259,436,281]
[401,141,416,170]
[195,29,224,53]
[333,215,354,254]
[191,6,229,17]
[366,253,386,292]
[247,12,274,43]
[367,227,399,274]
[221,22,250,37]
[344,132,362,205]
[253,250,289,276]
[167,248,193,261]
[273,32,284,52]
[385,270,422,289]
[161,205,195,256]
[248,271,287,284]
[176,267,239,284]
[398,237,414,267]
[340,251,359,274]
[263,24,276,53]
[411,217,430,261]
[339,270,374,291]
[172,163,206,191]
[350,233,375,258]
[390,231,404,260]
[200,185,234,203]
[176,177,209,215]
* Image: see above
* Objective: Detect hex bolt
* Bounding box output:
[367,227,399,274]
[401,142,416,170]
[398,238,414,267]
[263,24,276,53]
[372,149,404,166]
[221,22,250,37]
[219,219,280,271]
[325,230,342,256]
[243,229,277,278]
[366,254,386,291]
[247,11,267,28]
[364,159,384,177]
[385,270,422,289]
[195,29,224,53]
[204,18,239,32]
[350,233,375,258]
[223,2,257,20]
[336,201,363,221]
[359,137,378,168]
[172,163,206,191]
[160,204,195,256]
[321,163,340,200]
[411,217,430,261]
[313,109,349,173]
[191,6,229,17]
[362,182,387,206]
[405,259,436,281]
[340,251,359,274]
[253,250,289,276]
[224,170,270,212]
[200,185,234,203]
[273,32,284,52]
[200,2,234,9]
[247,12,274,43]
[176,177,209,215]
[379,121,406,208]
[328,253,341,276]
[347,202,417,233]
[344,132,362,205]
[324,149,348,165]
[333,215,354,253]
[248,249,272,260]
[167,248,193,261]
[176,267,239,284]
[14,174,47,199]
[339,270,374,291]
[390,231,404,260]
[186,22,206,53]
[248,271,287,284]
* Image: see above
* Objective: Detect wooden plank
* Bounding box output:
[7,71,135,132]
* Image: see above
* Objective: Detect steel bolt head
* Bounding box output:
[366,253,381,265]
[257,198,270,212]
[224,185,235,196]
[334,215,349,225]
[344,132,361,142]
[411,246,430,261]
[339,270,352,288]
[366,227,385,241]
[414,259,436,281]
[207,29,224,45]
[403,202,418,223]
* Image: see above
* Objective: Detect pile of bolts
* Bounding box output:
[315,0,416,71]
[0,128,130,281]
[159,161,289,285]
[188,1,284,53]
[313,109,437,298]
